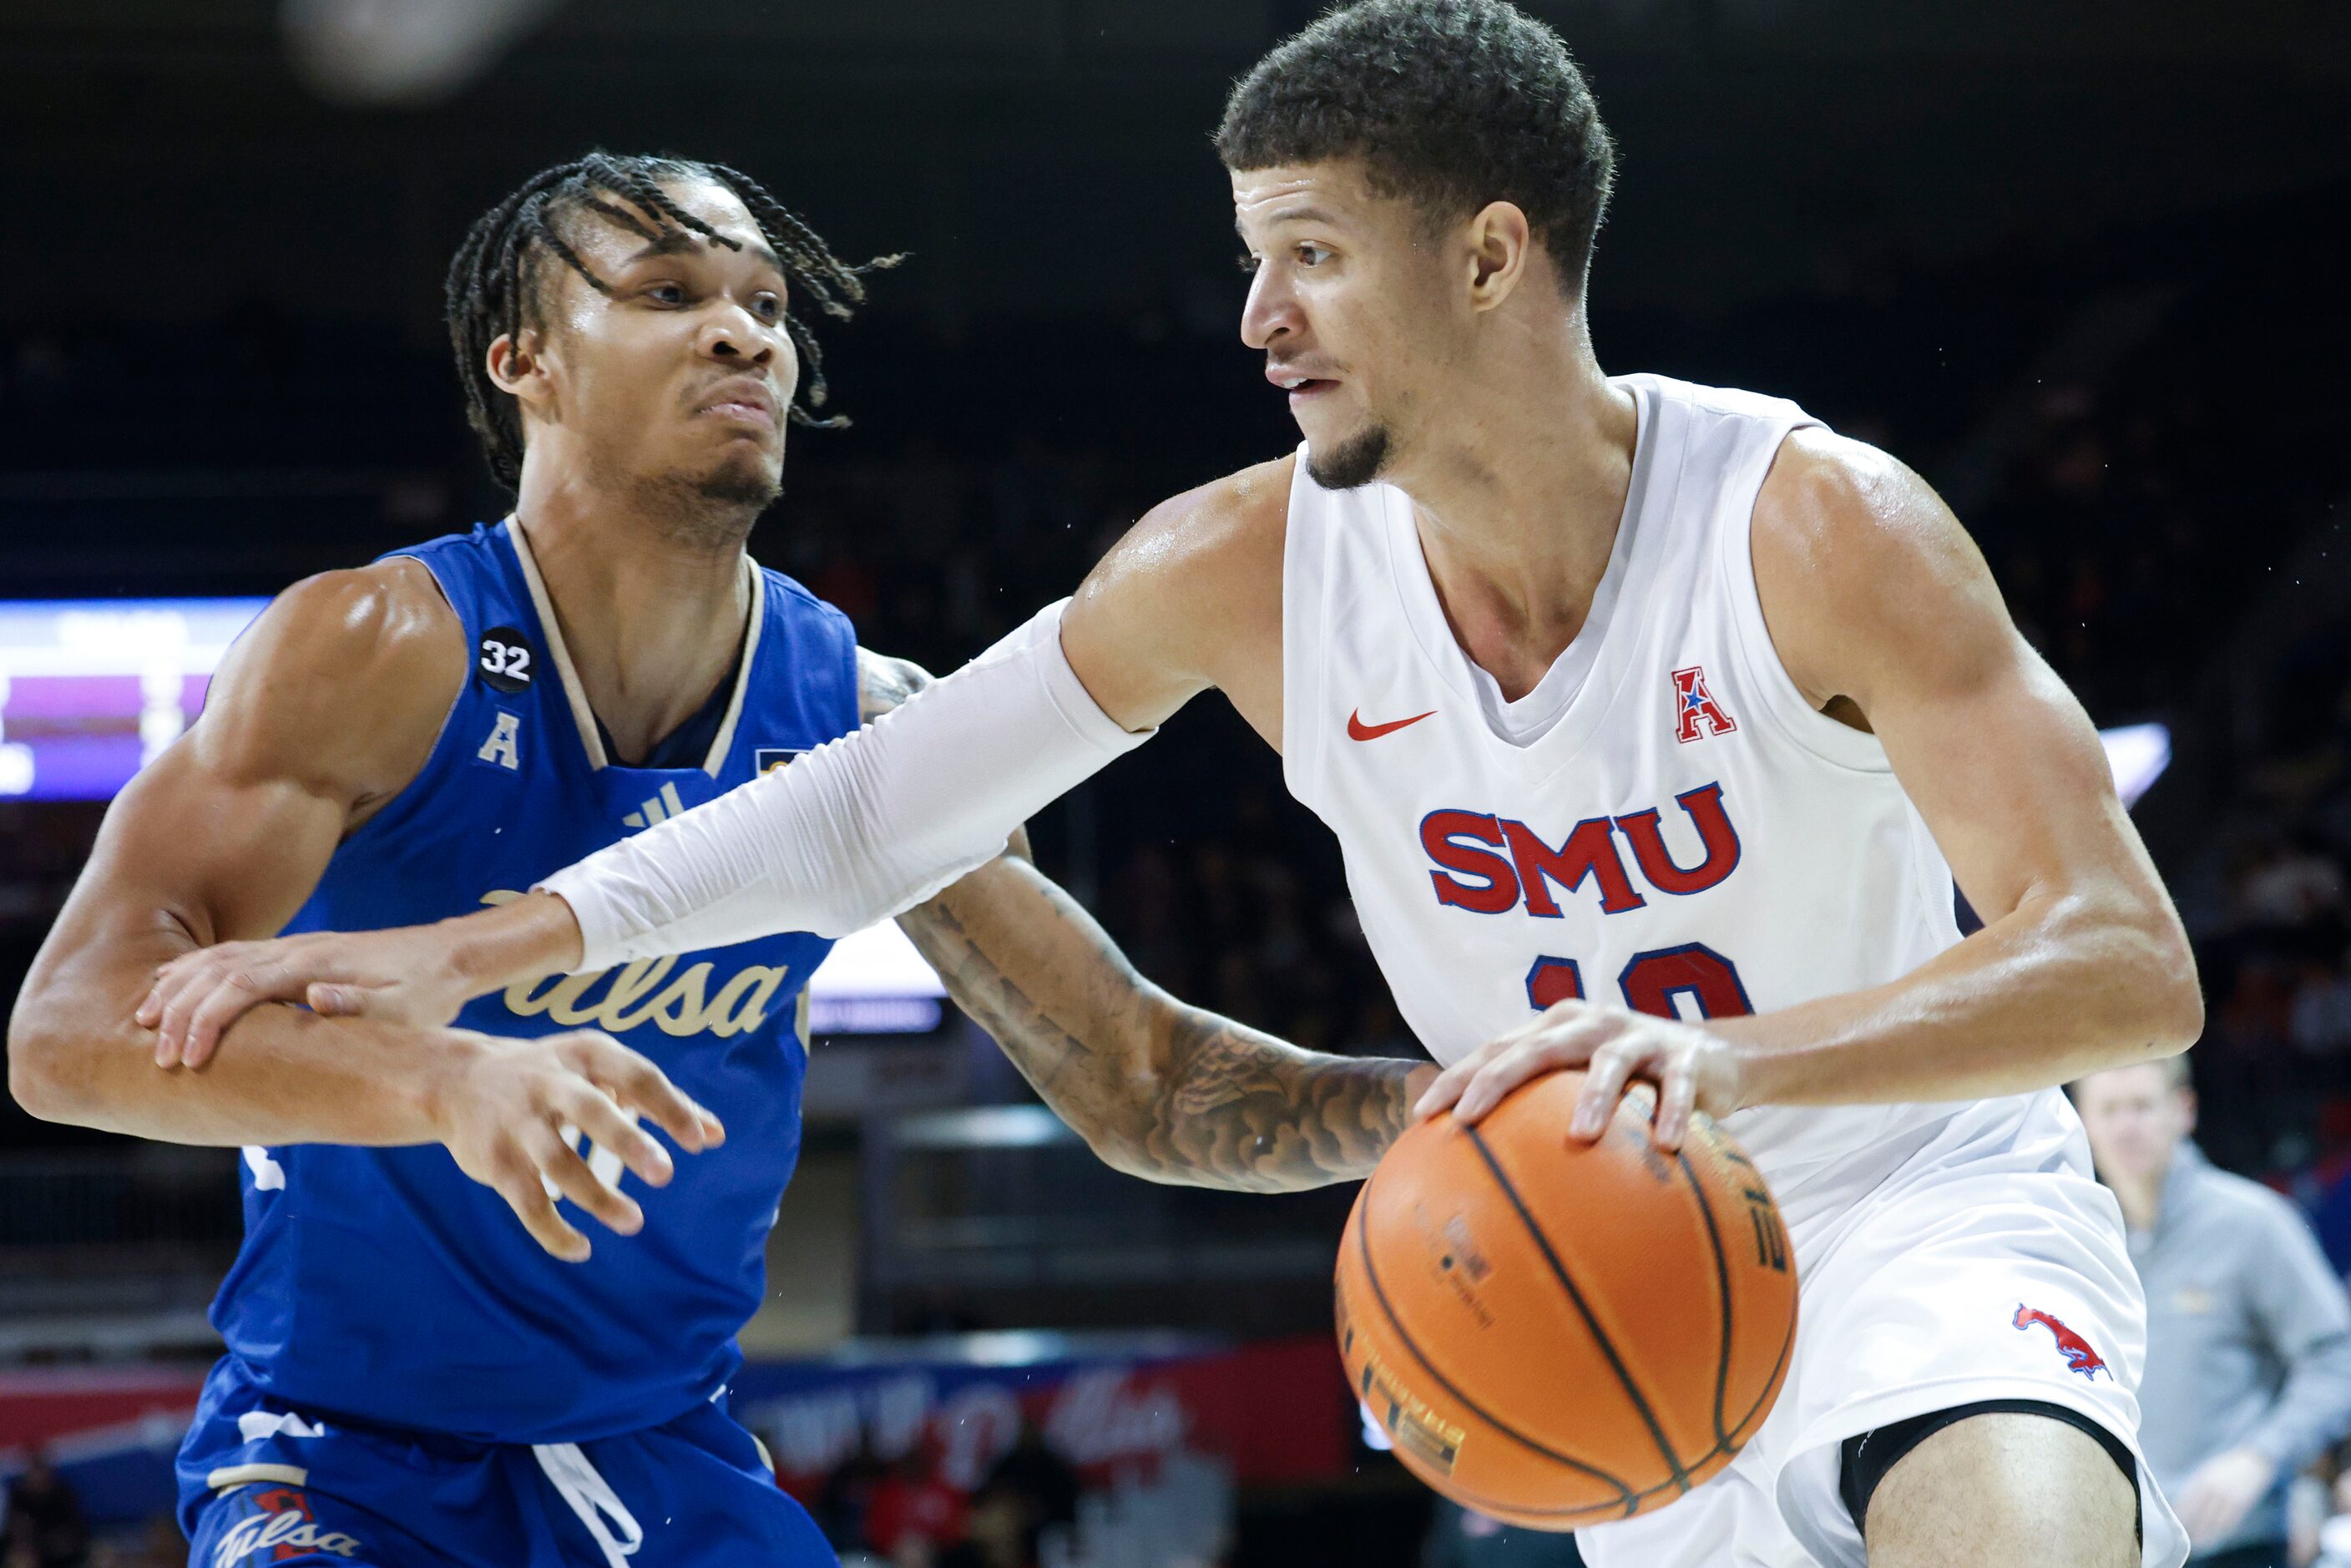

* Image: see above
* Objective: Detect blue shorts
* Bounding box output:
[178,1358,835,1567]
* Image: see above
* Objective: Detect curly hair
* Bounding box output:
[445,151,899,491]
[1216,0,1615,296]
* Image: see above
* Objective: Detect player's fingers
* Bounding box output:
[173,933,363,1062]
[135,950,212,1031]
[485,1146,590,1262]
[148,940,239,994]
[1454,1006,1626,1124]
[564,1034,723,1153]
[1413,1039,1504,1120]
[1569,1041,1645,1140]
[306,981,404,1019]
[144,969,200,1065]
[552,1081,674,1191]
[1454,1038,1576,1125]
[1651,1058,1698,1151]
[153,959,246,1068]
[145,946,248,1062]
[179,959,304,1069]
[528,1126,644,1237]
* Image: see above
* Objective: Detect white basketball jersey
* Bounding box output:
[1282,372,2046,1211]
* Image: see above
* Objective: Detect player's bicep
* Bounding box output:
[80,746,353,953]
[1871,631,2136,928]
[1757,434,2154,927]
[23,568,462,1013]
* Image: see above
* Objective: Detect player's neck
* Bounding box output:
[510,469,755,764]
[1390,325,1637,703]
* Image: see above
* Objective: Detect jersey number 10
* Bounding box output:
[1525,941,1753,1019]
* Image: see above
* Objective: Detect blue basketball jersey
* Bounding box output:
[207,519,859,1445]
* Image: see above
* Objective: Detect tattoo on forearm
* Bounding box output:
[896,871,1422,1193]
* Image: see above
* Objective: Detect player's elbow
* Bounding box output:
[6,1004,95,1125]
[2143,958,2205,1059]
[2113,896,2203,1055]
[1075,1120,1164,1184]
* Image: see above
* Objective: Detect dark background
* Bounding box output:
[3,0,2350,1559]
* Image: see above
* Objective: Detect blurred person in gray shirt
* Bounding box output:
[2077,1055,2351,1567]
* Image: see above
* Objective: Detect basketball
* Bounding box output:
[1336,1071,1799,1530]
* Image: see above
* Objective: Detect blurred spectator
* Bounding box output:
[2077,1057,2351,1565]
[81,1514,180,1568]
[863,1451,973,1568]
[2293,955,2351,1060]
[1422,1502,1584,1567]
[0,1453,89,1568]
[815,1440,892,1555]
[968,1420,1079,1568]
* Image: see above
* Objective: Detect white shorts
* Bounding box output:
[1575,1090,2189,1568]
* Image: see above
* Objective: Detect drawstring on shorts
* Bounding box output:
[532,1442,645,1568]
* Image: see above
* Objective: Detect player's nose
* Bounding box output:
[698,305,776,365]
[1239,266,1297,352]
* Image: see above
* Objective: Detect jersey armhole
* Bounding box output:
[1715,426,1895,776]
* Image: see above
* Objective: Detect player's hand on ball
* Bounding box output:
[1412,1001,1746,1151]
[139,922,478,1068]
[428,1028,726,1263]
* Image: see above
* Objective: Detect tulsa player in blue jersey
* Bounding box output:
[8,153,1432,1567]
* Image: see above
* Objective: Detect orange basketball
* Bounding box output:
[1336,1070,1797,1530]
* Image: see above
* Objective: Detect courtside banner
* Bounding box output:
[735,1333,1350,1495]
[0,1338,1351,1526]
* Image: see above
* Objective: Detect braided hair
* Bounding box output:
[445,152,897,490]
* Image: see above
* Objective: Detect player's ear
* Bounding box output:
[1464,200,1532,313]
[487,330,555,415]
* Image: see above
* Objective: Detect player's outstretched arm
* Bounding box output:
[8,565,719,1261]
[138,457,1296,1060]
[1419,430,2203,1142]
[862,643,1433,1193]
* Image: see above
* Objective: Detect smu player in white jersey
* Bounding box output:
[138,7,2205,1566]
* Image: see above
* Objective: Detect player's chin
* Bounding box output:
[1302,418,1393,492]
[691,448,785,508]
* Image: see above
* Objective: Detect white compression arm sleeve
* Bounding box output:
[538,599,1155,969]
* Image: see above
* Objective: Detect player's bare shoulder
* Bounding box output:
[1749,426,2009,718]
[192,557,468,814]
[1082,454,1289,616]
[1064,454,1293,739]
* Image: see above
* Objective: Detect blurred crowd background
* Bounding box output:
[3,1,2350,1564]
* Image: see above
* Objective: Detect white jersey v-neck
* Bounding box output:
[1434,391,1649,747]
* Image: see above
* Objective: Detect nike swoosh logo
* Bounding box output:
[1347,707,1437,741]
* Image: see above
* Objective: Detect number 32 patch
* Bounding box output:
[478,625,535,693]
